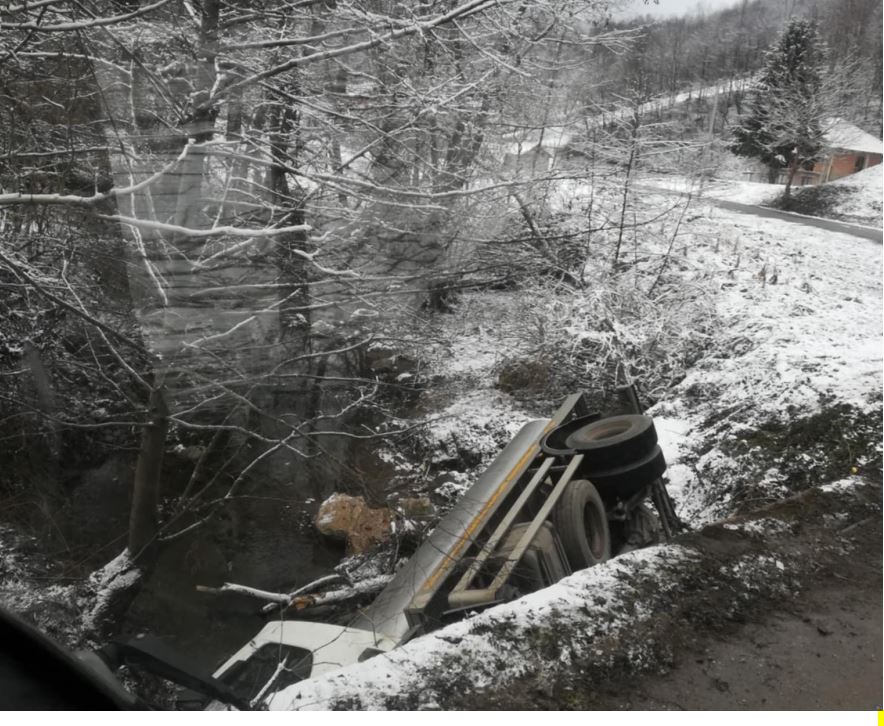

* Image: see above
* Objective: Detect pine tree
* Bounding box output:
[731,19,827,195]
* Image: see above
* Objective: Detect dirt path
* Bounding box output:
[601,582,881,709]
[586,513,883,711]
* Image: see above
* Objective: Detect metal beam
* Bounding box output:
[447,454,584,609]
[448,456,555,603]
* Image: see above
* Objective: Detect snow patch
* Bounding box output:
[422,390,534,466]
[79,549,142,635]
[826,164,884,225]
[722,517,792,536]
[818,477,863,494]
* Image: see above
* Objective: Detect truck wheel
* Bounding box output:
[564,414,657,469]
[552,479,610,570]
[583,446,667,500]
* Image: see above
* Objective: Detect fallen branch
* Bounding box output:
[196,582,295,603]
[196,573,347,608]
[278,574,393,614]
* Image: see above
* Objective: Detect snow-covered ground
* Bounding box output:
[416,183,882,521]
[0,525,81,646]
[269,478,875,711]
[264,167,882,709]
[269,544,696,710]
[654,200,881,521]
[5,156,878,710]
[643,173,782,205]
[645,164,884,228]
[700,178,782,204]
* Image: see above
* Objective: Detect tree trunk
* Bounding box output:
[129,386,168,562]
[784,158,799,198]
[614,109,640,271]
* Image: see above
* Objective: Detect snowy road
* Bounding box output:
[637,179,883,242]
[712,198,883,242]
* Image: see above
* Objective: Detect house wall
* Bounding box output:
[811,151,883,183]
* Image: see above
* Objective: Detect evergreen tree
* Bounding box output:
[731,19,827,194]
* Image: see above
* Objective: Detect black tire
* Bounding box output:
[582,445,667,501]
[540,413,602,456]
[552,479,611,571]
[564,414,657,469]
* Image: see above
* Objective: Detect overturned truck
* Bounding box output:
[210,389,683,708]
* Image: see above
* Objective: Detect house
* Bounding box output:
[781,117,883,187]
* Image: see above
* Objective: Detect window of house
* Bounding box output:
[854,155,866,172]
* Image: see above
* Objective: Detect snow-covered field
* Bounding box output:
[267,171,882,709]
[647,201,881,521]
[414,185,881,521]
[643,173,782,205]
[701,178,782,204]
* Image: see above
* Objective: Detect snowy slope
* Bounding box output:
[824,164,884,226]
[264,186,882,709]
[649,202,882,521]
[647,163,883,228]
[642,173,782,205]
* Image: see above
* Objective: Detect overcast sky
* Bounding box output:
[619,0,745,19]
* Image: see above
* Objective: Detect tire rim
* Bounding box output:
[584,420,632,440]
[567,418,637,448]
[584,503,606,559]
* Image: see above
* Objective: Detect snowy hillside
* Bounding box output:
[266,183,882,709]
[824,164,884,225]
[647,161,883,230]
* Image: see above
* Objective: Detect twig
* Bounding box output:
[0,249,151,357]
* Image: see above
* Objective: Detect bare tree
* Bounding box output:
[0,0,636,634]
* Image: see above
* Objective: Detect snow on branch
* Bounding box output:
[0,248,152,357]
[210,0,498,102]
[99,214,311,240]
[0,0,65,14]
[0,142,191,207]
[1,0,175,32]
[16,51,133,74]
[196,574,347,607]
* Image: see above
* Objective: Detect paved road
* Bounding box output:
[712,198,884,243]
[639,182,883,242]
